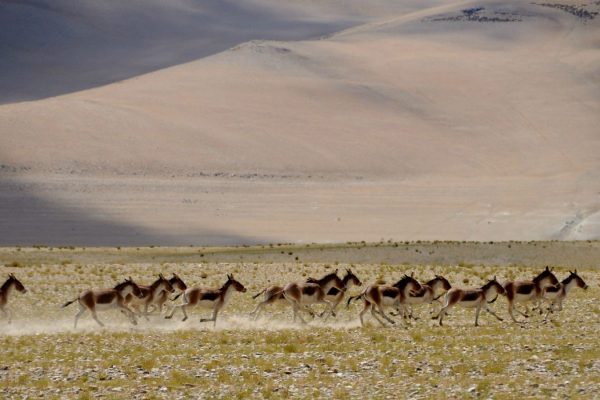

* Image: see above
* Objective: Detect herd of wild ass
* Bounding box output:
[0,267,589,329]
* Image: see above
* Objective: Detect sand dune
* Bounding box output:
[0,0,599,244]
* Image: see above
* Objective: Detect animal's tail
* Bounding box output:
[346,290,365,309]
[487,295,499,304]
[62,298,78,308]
[252,288,267,300]
[171,293,183,301]
[433,293,444,301]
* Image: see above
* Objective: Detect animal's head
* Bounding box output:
[486,276,506,296]
[8,273,27,294]
[534,266,559,286]
[431,274,452,291]
[156,273,174,293]
[169,273,187,291]
[344,268,362,288]
[393,274,421,292]
[568,270,588,290]
[116,277,143,298]
[227,274,247,293]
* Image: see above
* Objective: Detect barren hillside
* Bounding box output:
[0,0,599,245]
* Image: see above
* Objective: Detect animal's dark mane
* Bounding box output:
[393,275,419,290]
[149,276,166,290]
[114,280,131,291]
[1,276,15,292]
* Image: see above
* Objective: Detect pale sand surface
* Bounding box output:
[1,0,599,245]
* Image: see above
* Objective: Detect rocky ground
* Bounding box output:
[0,247,599,398]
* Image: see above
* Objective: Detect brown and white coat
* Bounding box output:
[166,274,246,327]
[540,270,588,319]
[62,278,143,329]
[436,277,505,327]
[503,266,559,323]
[125,274,174,320]
[281,271,346,324]
[348,275,421,327]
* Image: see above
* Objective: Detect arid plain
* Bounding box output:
[1,243,599,398]
[1,0,600,399]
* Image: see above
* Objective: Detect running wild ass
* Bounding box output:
[281,271,346,323]
[125,274,174,320]
[436,277,505,326]
[166,274,246,326]
[0,274,27,323]
[398,275,452,320]
[347,274,421,327]
[250,269,348,320]
[307,268,362,317]
[153,273,187,314]
[540,270,588,319]
[503,266,559,323]
[62,277,143,328]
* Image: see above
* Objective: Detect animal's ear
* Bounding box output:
[545,266,550,271]
[493,275,497,281]
[129,276,133,282]
[228,274,233,280]
[574,269,578,273]
[410,272,415,277]
[334,269,339,274]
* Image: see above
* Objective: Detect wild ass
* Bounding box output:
[347,274,421,327]
[62,278,143,328]
[125,274,174,320]
[397,275,452,320]
[153,273,187,314]
[165,274,246,326]
[436,277,505,327]
[503,266,559,323]
[539,270,588,319]
[281,271,346,324]
[0,274,27,323]
[249,270,346,320]
[307,268,363,317]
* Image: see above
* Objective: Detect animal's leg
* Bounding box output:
[73,304,87,329]
[90,309,104,327]
[359,301,370,327]
[5,308,12,324]
[0,307,8,321]
[438,305,451,326]
[508,302,521,323]
[319,299,335,322]
[180,304,190,321]
[485,305,503,321]
[143,303,152,320]
[249,301,263,319]
[475,304,483,326]
[165,305,179,319]
[370,306,389,327]
[293,303,307,324]
[515,305,529,318]
[200,307,220,328]
[119,305,138,325]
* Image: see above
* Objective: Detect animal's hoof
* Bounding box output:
[331,312,336,318]
[165,315,172,319]
[182,317,188,322]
